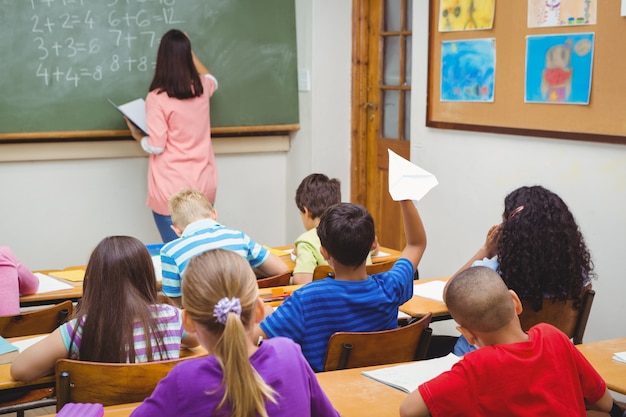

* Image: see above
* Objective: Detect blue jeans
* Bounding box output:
[152,211,178,243]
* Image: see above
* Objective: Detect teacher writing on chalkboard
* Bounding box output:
[126,29,218,243]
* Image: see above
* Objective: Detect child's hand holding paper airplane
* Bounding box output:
[388,149,438,201]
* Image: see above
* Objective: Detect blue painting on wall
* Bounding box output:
[440,38,496,102]
[525,33,594,105]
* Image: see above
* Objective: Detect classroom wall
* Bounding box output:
[411,1,626,343]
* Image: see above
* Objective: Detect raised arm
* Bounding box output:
[192,51,209,75]
[399,200,427,271]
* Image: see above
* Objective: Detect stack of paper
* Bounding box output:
[362,353,461,393]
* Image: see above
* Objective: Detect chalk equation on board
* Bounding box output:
[29,0,185,88]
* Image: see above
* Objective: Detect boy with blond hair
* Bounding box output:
[400,266,613,417]
[160,189,288,305]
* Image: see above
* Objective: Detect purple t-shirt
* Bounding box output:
[130,337,340,417]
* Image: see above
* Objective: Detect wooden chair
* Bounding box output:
[0,302,72,416]
[312,260,397,281]
[312,265,335,281]
[256,271,291,288]
[519,288,595,344]
[0,300,73,338]
[322,312,432,371]
[55,357,193,411]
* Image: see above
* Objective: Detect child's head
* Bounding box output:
[295,174,341,226]
[497,185,593,311]
[78,236,163,362]
[317,203,375,267]
[150,29,203,99]
[445,266,518,335]
[169,189,216,232]
[83,236,157,306]
[182,249,276,417]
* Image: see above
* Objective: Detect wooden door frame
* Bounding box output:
[350,0,374,207]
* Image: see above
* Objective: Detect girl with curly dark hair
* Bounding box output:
[454,185,595,355]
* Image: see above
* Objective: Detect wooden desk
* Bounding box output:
[272,245,402,273]
[19,284,83,308]
[0,335,207,397]
[43,361,409,417]
[400,277,450,321]
[577,337,626,395]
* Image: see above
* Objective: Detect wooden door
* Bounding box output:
[352,0,413,250]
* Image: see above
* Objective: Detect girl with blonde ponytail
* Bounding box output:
[131,249,339,417]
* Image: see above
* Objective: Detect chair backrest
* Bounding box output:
[256,272,291,288]
[312,260,397,282]
[55,357,191,410]
[365,260,396,275]
[518,288,595,344]
[0,300,73,338]
[312,265,335,281]
[322,312,432,372]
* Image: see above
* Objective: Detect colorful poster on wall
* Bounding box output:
[528,0,597,28]
[524,33,594,105]
[440,38,496,102]
[438,0,496,32]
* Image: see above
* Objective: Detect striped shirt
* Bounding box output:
[160,218,269,297]
[260,258,414,372]
[60,304,184,362]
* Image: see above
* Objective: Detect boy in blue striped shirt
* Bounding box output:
[256,199,426,372]
[160,189,289,306]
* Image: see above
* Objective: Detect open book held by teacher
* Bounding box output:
[108,98,147,135]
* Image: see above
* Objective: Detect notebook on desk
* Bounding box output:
[362,353,460,393]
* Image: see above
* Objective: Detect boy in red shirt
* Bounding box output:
[400,266,613,417]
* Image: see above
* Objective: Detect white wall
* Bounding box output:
[411,1,626,342]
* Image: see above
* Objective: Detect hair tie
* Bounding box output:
[213,297,242,325]
[508,205,525,220]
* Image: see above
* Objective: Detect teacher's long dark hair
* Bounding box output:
[150,29,204,99]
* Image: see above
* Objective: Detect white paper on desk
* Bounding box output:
[372,250,390,258]
[11,335,47,353]
[152,255,162,282]
[362,353,461,393]
[388,149,438,202]
[413,280,446,302]
[34,273,74,293]
[613,352,626,364]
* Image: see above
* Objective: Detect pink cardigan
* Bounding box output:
[0,246,39,315]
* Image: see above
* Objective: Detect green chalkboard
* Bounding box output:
[0,0,298,139]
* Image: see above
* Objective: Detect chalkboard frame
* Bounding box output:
[425,0,626,145]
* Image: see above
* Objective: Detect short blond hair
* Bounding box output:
[169,189,214,229]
